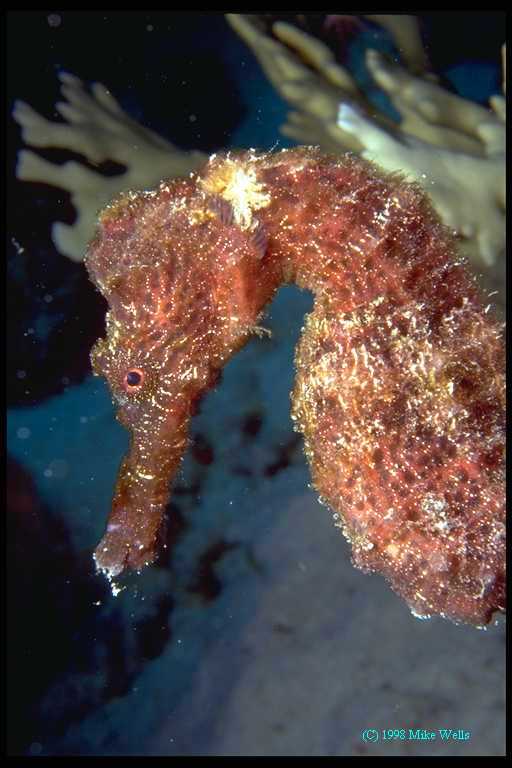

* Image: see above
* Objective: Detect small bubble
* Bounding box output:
[62,376,70,386]
[44,294,53,303]
[29,742,43,755]
[189,114,197,123]
[44,468,53,478]
[16,427,31,440]
[47,13,61,27]
[146,24,153,31]
[80,416,88,423]
[16,370,26,379]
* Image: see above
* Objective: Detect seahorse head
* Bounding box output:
[85,166,272,579]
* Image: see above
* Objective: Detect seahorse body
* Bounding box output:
[86,148,505,626]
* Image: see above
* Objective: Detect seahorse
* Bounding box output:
[86,147,505,626]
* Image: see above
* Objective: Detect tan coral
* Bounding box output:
[13,16,505,309]
[13,73,206,261]
[227,15,505,306]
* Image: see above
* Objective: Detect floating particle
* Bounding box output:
[11,237,25,254]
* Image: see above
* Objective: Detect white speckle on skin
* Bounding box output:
[421,494,451,533]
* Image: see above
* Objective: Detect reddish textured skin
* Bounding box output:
[86,148,505,625]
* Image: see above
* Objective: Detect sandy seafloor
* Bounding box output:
[7,12,506,757]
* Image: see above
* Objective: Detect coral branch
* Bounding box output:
[364,15,429,75]
[227,15,506,287]
[87,148,505,626]
[13,18,505,308]
[13,73,206,260]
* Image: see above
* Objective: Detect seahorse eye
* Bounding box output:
[124,368,144,389]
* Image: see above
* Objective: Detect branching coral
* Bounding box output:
[226,15,505,300]
[13,72,206,261]
[13,17,505,293]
